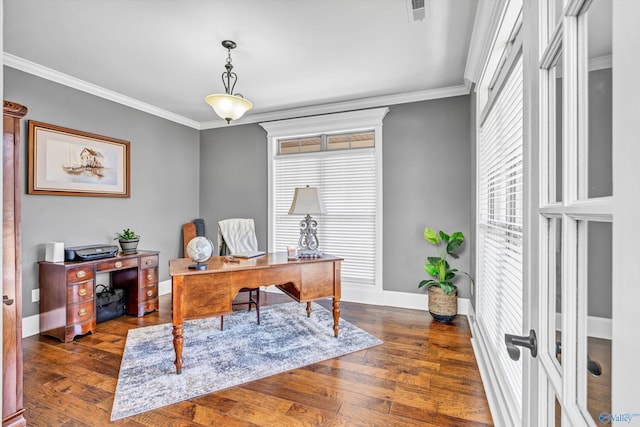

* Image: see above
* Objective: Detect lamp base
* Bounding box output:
[297,250,323,259]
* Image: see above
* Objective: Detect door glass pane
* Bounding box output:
[583,0,613,198]
[579,221,612,423]
[555,395,562,426]
[548,217,562,367]
[551,51,563,203]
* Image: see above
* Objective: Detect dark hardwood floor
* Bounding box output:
[22,293,493,426]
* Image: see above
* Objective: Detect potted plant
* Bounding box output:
[418,227,473,322]
[114,228,140,254]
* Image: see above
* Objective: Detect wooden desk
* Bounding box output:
[169,252,342,374]
[38,250,160,342]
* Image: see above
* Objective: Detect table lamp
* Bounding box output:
[288,185,326,257]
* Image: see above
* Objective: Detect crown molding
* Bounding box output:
[4,52,470,132]
[464,0,509,85]
[201,83,470,130]
[3,53,201,129]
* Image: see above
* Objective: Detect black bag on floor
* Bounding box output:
[96,284,125,323]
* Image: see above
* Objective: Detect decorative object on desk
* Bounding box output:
[95,284,125,323]
[288,185,326,257]
[44,241,64,262]
[205,40,253,124]
[418,227,473,322]
[27,121,130,197]
[186,236,214,270]
[287,245,298,260]
[111,301,382,420]
[114,228,140,254]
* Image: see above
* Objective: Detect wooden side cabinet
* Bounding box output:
[38,250,159,343]
[2,101,28,427]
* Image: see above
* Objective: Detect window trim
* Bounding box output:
[260,107,389,303]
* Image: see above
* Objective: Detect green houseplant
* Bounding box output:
[418,227,473,322]
[114,228,140,254]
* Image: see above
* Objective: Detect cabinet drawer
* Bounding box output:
[67,300,94,324]
[96,257,137,272]
[140,284,158,302]
[67,280,94,304]
[66,266,94,283]
[141,255,158,269]
[142,268,158,285]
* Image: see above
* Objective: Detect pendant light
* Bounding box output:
[205,40,253,124]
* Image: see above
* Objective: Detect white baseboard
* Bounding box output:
[158,279,171,296]
[23,282,472,338]
[555,313,612,340]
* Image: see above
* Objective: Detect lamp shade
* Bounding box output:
[288,186,326,215]
[205,94,253,123]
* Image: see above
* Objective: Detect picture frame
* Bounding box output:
[28,121,130,197]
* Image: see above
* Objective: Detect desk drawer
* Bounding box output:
[66,266,94,283]
[141,255,158,269]
[96,257,137,272]
[140,284,158,302]
[67,300,94,324]
[142,268,158,285]
[67,280,94,304]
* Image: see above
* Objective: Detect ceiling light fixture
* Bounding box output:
[205,40,253,124]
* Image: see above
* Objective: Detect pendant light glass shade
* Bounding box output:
[205,94,253,124]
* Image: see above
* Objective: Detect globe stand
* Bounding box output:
[188,262,208,270]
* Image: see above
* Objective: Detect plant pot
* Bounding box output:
[428,286,458,322]
[118,238,139,254]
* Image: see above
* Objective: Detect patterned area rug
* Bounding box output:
[111,301,382,420]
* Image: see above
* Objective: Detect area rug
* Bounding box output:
[111,302,382,420]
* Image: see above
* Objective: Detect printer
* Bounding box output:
[64,244,119,261]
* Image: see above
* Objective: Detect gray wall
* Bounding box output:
[383,96,472,297]
[198,97,473,297]
[199,124,268,250]
[5,67,200,317]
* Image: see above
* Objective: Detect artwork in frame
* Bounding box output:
[28,121,130,197]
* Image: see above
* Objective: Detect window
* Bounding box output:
[261,108,388,301]
[477,54,524,415]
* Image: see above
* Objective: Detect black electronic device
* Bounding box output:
[64,244,119,261]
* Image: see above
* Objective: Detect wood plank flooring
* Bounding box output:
[22,293,493,426]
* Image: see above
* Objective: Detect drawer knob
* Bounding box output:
[115,261,123,268]
[146,259,153,266]
[146,290,154,297]
[147,274,153,281]
[76,270,86,278]
[78,289,87,297]
[78,308,87,316]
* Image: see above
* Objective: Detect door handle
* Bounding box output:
[555,341,602,376]
[3,295,14,306]
[505,329,537,361]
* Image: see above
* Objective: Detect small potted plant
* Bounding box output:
[114,228,140,254]
[418,227,473,322]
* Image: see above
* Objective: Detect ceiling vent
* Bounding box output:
[408,0,427,21]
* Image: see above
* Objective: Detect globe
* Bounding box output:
[186,236,214,270]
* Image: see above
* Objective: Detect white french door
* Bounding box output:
[532,0,640,426]
[475,1,640,426]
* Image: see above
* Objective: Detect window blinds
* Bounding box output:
[274,149,377,287]
[477,56,524,411]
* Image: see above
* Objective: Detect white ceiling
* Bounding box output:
[4,0,479,129]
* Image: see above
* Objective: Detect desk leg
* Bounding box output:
[332,298,340,337]
[172,323,184,374]
[306,301,312,317]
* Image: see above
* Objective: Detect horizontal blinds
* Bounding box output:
[477,56,524,411]
[274,150,377,286]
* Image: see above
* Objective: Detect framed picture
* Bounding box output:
[28,121,130,197]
